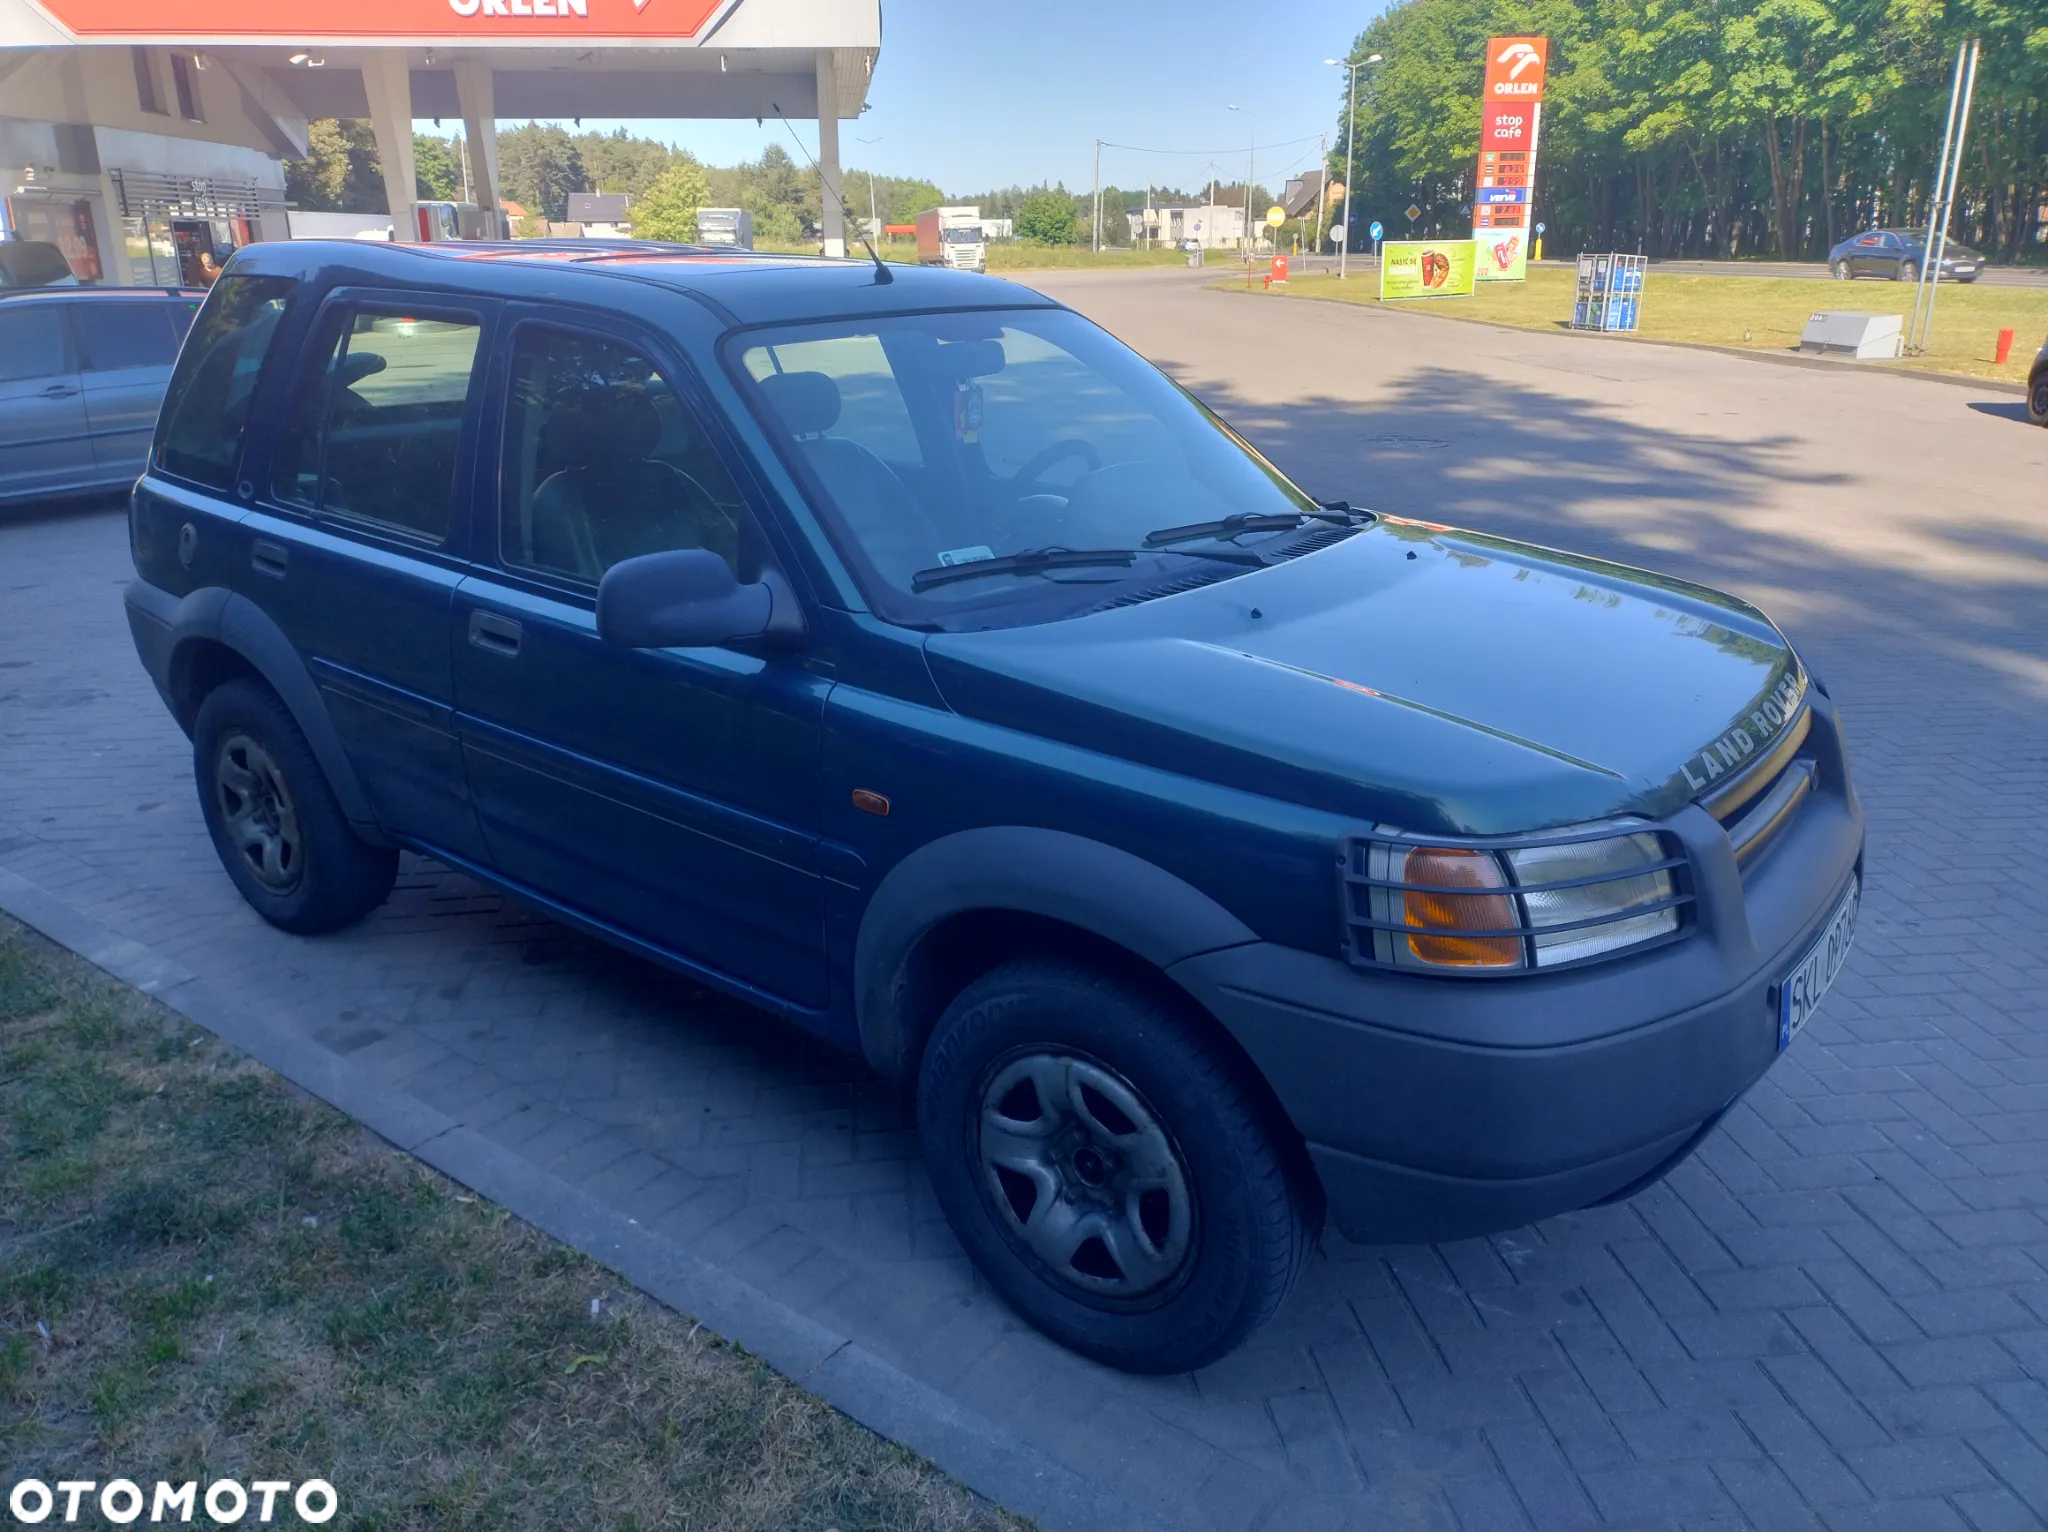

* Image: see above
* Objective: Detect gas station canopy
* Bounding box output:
[1,0,880,254]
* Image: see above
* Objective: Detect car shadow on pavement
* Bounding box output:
[1185,366,2048,697]
[1965,399,2033,424]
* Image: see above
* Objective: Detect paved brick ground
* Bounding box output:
[2,278,2044,1531]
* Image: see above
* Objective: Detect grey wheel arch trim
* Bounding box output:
[852,826,1257,1081]
[128,578,383,838]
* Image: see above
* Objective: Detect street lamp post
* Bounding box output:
[1326,53,1383,280]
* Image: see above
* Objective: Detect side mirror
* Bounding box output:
[595,549,805,650]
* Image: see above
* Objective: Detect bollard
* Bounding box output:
[1995,328,2014,364]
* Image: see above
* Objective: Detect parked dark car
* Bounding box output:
[2031,334,2048,426]
[124,241,1864,1372]
[0,287,204,508]
[0,238,85,290]
[1827,227,1983,282]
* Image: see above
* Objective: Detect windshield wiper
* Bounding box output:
[1143,507,1358,548]
[910,544,1261,593]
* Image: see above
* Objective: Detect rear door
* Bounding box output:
[0,300,90,502]
[73,299,187,481]
[238,289,495,862]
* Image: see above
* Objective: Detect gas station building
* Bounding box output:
[0,0,879,285]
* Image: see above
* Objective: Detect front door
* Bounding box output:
[450,315,830,1010]
[0,302,88,502]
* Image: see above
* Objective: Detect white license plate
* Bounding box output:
[1779,879,1858,1050]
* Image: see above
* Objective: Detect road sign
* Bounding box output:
[1266,205,1286,228]
[1536,221,1546,234]
[1405,204,1422,223]
[1368,220,1384,241]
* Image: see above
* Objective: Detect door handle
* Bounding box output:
[468,610,523,657]
[38,384,79,399]
[250,539,289,578]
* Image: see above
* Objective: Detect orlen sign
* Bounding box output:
[1483,37,1549,101]
[29,0,733,38]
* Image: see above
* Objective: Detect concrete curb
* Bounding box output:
[0,864,1181,1532]
[1212,281,2034,397]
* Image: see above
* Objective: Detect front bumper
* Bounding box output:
[1171,696,1865,1245]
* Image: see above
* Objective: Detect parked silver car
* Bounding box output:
[0,287,203,507]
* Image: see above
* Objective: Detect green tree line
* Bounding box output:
[286,122,956,244]
[1331,0,2047,261]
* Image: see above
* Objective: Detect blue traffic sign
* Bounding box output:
[1535,221,1547,235]
[1368,220,1384,240]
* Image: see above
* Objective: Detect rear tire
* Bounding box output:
[2030,371,2048,427]
[1897,259,1918,282]
[193,679,398,934]
[916,958,1320,1373]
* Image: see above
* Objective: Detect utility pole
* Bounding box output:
[1229,105,1253,260]
[1312,132,1327,258]
[1092,139,1102,252]
[1909,38,1979,355]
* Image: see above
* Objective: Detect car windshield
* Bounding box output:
[734,307,1337,628]
[942,228,982,244]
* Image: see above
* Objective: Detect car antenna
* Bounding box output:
[769,103,893,285]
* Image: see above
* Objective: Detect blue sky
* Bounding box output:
[516,0,1383,195]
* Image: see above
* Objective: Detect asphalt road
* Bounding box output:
[2,266,2045,1532]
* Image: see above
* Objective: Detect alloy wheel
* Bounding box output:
[2032,375,2048,424]
[214,732,304,894]
[1832,261,1850,280]
[975,1050,1195,1303]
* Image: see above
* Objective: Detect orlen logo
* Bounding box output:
[449,0,592,15]
[1496,41,1542,79]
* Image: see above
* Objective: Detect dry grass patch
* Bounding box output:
[1239,265,2048,384]
[0,915,1024,1532]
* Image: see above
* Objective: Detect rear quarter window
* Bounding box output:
[154,274,297,491]
[73,302,182,371]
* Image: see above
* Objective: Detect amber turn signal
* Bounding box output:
[851,788,891,817]
[1402,847,1522,968]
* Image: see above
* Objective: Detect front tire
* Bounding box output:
[1831,260,1851,280]
[1897,259,1918,282]
[917,959,1319,1373]
[193,679,398,934]
[2030,371,2048,427]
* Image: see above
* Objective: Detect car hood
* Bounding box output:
[922,518,1807,836]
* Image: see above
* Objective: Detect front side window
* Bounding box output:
[736,308,1329,628]
[500,326,742,584]
[270,307,481,541]
[154,273,295,489]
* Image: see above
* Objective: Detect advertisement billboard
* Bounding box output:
[1379,240,1477,300]
[1472,36,1546,282]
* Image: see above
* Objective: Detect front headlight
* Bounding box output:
[1505,833,1679,966]
[1347,828,1688,974]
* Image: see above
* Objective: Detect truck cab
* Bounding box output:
[916,206,987,273]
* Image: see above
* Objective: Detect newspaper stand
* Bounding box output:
[1572,253,1645,332]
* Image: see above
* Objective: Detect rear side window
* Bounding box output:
[0,306,68,382]
[73,303,181,371]
[270,306,482,543]
[155,275,296,490]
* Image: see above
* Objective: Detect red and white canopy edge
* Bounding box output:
[0,0,880,252]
